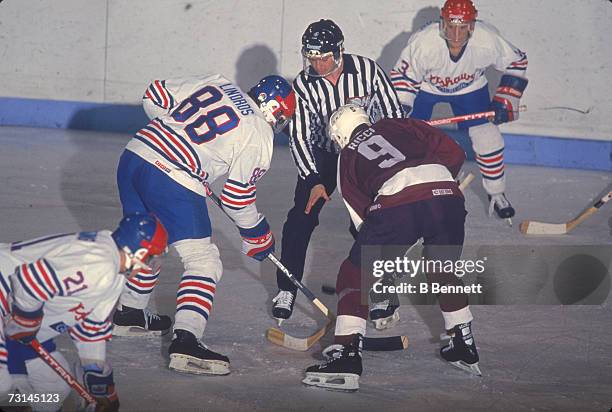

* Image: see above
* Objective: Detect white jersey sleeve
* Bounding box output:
[389,25,430,107]
[480,21,528,77]
[220,118,273,229]
[142,73,223,120]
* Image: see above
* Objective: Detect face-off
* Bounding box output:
[0,0,610,410]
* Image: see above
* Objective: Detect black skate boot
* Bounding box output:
[440,322,482,376]
[168,329,230,375]
[112,305,171,337]
[303,334,363,392]
[369,274,400,330]
[272,290,296,326]
[488,193,515,226]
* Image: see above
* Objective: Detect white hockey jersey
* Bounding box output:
[126,73,274,229]
[390,21,528,106]
[0,231,124,351]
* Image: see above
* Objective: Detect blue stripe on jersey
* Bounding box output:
[27,262,55,299]
[142,124,192,167]
[15,267,40,301]
[43,259,65,296]
[148,85,164,107]
[0,271,11,295]
[221,188,256,200]
[10,233,73,251]
[158,120,203,172]
[134,133,204,182]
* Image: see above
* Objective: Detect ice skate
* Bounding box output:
[303,335,363,392]
[440,322,482,376]
[272,290,296,326]
[488,193,515,226]
[112,305,171,337]
[168,329,230,375]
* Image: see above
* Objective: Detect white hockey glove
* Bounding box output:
[76,362,120,412]
[5,304,43,345]
[238,216,275,261]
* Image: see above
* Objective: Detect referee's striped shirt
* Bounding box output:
[290,54,404,185]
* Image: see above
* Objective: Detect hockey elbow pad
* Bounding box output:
[490,75,528,124]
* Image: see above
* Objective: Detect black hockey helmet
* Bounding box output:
[301,19,344,59]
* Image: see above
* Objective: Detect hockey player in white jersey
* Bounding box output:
[114,73,295,375]
[390,0,528,223]
[0,213,168,411]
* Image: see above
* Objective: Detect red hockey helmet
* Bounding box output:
[440,0,478,46]
[441,0,478,23]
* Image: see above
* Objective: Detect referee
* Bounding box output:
[272,19,404,324]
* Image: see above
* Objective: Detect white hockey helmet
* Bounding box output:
[328,104,370,149]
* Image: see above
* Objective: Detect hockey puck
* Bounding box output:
[321,284,335,295]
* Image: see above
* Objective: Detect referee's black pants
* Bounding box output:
[276,148,339,292]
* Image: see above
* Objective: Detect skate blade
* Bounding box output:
[112,325,168,337]
[168,354,230,376]
[275,317,285,327]
[372,311,400,331]
[505,218,513,227]
[449,360,482,377]
[302,372,359,392]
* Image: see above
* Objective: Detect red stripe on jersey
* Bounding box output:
[139,129,180,163]
[152,120,198,173]
[220,194,256,207]
[35,260,57,295]
[0,291,9,314]
[69,329,112,342]
[177,296,212,311]
[154,80,168,108]
[223,184,256,195]
[127,278,158,288]
[21,264,49,301]
[179,281,216,294]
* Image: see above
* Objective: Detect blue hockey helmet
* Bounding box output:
[112,213,168,271]
[249,75,296,133]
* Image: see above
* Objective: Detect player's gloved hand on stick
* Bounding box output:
[238,216,275,261]
[489,74,528,125]
[5,305,43,344]
[76,362,120,412]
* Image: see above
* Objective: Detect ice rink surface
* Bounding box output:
[1,126,611,411]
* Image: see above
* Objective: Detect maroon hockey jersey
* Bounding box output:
[338,118,465,227]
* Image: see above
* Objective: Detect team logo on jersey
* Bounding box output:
[49,321,70,334]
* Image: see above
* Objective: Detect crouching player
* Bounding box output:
[0,213,168,411]
[303,104,481,392]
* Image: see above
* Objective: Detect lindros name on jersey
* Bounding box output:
[219,83,254,115]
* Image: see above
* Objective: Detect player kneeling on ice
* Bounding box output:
[303,104,481,392]
[0,213,168,411]
[114,72,295,375]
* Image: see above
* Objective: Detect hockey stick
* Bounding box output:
[426,105,527,127]
[206,188,408,352]
[30,339,97,405]
[520,191,612,235]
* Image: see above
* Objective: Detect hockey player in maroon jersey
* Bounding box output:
[302,104,481,392]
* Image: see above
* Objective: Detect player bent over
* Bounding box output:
[303,104,481,392]
[390,0,528,224]
[114,73,295,375]
[0,213,168,411]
